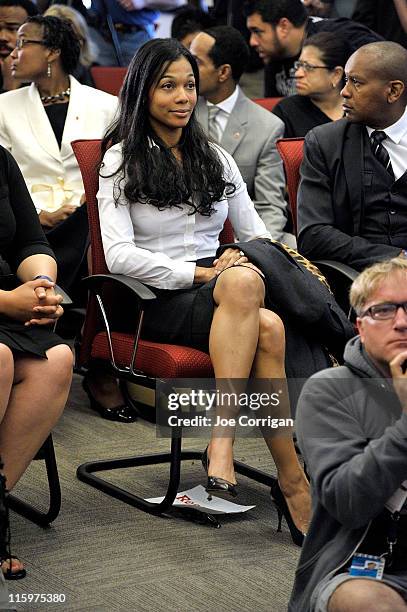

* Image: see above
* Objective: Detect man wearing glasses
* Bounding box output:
[0,0,37,92]
[244,0,380,97]
[297,41,407,272]
[290,256,407,612]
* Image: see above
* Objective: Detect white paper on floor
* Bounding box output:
[146,484,255,515]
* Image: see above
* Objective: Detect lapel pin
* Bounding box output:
[234,132,240,139]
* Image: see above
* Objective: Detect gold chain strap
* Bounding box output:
[277,241,332,292]
[276,242,339,367]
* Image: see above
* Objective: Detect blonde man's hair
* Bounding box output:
[44,4,96,67]
[350,257,407,315]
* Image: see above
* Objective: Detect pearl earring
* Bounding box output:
[47,62,51,78]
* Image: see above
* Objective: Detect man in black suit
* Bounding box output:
[244,0,381,97]
[297,41,407,272]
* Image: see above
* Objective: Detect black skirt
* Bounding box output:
[0,317,66,358]
[139,257,267,353]
[140,258,217,353]
[0,274,66,358]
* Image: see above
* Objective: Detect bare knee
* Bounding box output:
[0,344,14,385]
[258,310,285,359]
[329,579,407,612]
[45,344,73,391]
[214,267,265,310]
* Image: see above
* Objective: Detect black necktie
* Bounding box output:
[370,130,395,180]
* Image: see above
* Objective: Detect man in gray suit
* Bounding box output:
[190,25,295,246]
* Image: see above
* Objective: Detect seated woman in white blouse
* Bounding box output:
[98,38,310,543]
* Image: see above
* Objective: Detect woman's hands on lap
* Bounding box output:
[0,279,63,326]
[39,205,77,228]
[194,248,264,283]
[213,248,248,273]
[214,248,264,277]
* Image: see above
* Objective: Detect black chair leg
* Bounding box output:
[8,435,61,528]
[76,429,277,521]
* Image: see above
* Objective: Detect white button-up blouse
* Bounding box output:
[98,142,271,290]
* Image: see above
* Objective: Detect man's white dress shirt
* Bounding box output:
[366,106,407,181]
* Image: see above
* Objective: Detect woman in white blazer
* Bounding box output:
[0,15,135,423]
[0,15,118,286]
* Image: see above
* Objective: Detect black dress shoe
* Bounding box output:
[206,476,238,499]
[82,378,137,423]
[201,446,238,500]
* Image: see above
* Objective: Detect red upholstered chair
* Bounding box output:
[276,138,304,236]
[72,139,276,522]
[253,97,283,112]
[276,137,358,313]
[90,66,127,96]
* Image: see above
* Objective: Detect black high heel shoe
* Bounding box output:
[201,447,238,500]
[270,480,306,548]
[82,377,137,423]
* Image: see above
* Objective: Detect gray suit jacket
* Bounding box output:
[195,89,295,246]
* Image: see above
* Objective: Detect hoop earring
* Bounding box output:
[47,62,51,78]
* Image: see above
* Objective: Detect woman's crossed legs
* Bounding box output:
[206,265,310,535]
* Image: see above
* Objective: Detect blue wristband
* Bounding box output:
[33,275,54,283]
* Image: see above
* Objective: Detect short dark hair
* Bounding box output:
[244,0,307,27]
[204,25,249,83]
[303,32,351,70]
[0,0,38,17]
[26,15,80,74]
[354,41,407,101]
[171,6,215,41]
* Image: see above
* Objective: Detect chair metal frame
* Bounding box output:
[7,285,72,527]
[72,139,277,524]
[8,435,61,528]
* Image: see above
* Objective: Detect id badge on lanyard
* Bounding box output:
[348,481,407,578]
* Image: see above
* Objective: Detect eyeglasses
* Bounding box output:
[360,301,407,320]
[15,38,46,50]
[294,60,331,72]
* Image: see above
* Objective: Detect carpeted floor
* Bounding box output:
[8,373,301,612]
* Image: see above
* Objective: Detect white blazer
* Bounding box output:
[0,75,118,212]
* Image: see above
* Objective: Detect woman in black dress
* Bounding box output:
[0,146,73,578]
[1,16,134,422]
[273,32,350,138]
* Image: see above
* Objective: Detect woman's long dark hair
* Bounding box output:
[101,38,235,216]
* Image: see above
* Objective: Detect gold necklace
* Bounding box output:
[40,87,71,104]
